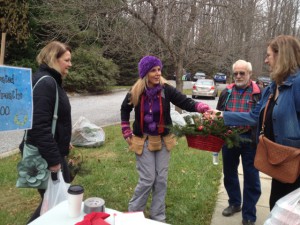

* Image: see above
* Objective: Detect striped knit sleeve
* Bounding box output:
[121,121,132,139]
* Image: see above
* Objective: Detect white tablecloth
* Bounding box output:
[28,200,170,225]
[28,200,120,225]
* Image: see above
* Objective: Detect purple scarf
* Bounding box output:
[142,85,163,134]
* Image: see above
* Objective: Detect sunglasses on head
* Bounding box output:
[233,71,246,76]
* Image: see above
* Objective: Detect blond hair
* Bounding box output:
[36,41,71,68]
[268,35,300,84]
[129,76,168,106]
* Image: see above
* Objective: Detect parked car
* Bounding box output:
[185,72,192,81]
[192,79,217,99]
[182,72,192,81]
[193,72,206,81]
[257,76,271,88]
[213,72,227,84]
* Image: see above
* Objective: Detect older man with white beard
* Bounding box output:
[216,60,262,225]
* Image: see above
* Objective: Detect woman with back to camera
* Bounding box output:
[20,41,73,223]
[120,55,211,223]
[211,35,300,210]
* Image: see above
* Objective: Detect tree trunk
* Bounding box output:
[0,32,6,65]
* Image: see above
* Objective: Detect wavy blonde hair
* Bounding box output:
[268,35,300,84]
[36,41,71,68]
[129,76,168,106]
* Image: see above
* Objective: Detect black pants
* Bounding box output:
[27,156,70,224]
[269,176,300,210]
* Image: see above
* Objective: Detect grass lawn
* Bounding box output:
[0,125,222,225]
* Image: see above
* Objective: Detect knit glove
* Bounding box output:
[121,121,132,139]
[195,102,211,113]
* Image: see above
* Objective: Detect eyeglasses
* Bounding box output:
[233,71,246,76]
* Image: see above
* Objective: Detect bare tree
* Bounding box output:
[29,0,300,85]
[118,0,200,92]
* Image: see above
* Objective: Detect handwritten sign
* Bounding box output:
[0,65,32,132]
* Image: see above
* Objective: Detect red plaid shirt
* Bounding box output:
[226,83,257,112]
[225,81,260,131]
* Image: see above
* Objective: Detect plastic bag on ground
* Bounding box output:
[40,170,70,215]
[71,116,105,147]
[181,112,202,124]
[170,109,186,126]
[264,187,300,225]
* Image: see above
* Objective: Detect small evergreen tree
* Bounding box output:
[64,46,119,93]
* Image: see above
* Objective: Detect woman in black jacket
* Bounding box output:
[120,55,210,223]
[21,41,72,223]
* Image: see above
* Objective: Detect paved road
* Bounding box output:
[0,81,225,157]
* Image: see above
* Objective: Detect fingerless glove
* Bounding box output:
[121,121,132,139]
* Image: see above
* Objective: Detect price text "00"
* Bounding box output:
[0,106,10,116]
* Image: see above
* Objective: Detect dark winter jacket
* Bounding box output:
[121,83,198,137]
[20,64,72,167]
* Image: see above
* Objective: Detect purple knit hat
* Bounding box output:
[138,55,163,79]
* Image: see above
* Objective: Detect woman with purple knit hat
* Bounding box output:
[120,55,210,223]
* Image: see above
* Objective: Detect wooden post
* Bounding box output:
[0,32,6,65]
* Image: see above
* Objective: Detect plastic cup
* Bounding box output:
[67,185,84,218]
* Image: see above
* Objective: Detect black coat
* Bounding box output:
[121,83,198,137]
[20,64,72,167]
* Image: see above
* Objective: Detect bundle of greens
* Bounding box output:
[170,113,250,149]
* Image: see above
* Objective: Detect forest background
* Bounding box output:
[1,0,300,93]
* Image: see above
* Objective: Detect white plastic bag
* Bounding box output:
[264,188,300,225]
[71,116,105,147]
[170,109,186,126]
[181,112,202,124]
[40,170,70,215]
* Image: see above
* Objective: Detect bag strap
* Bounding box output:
[260,94,273,135]
[24,75,58,142]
